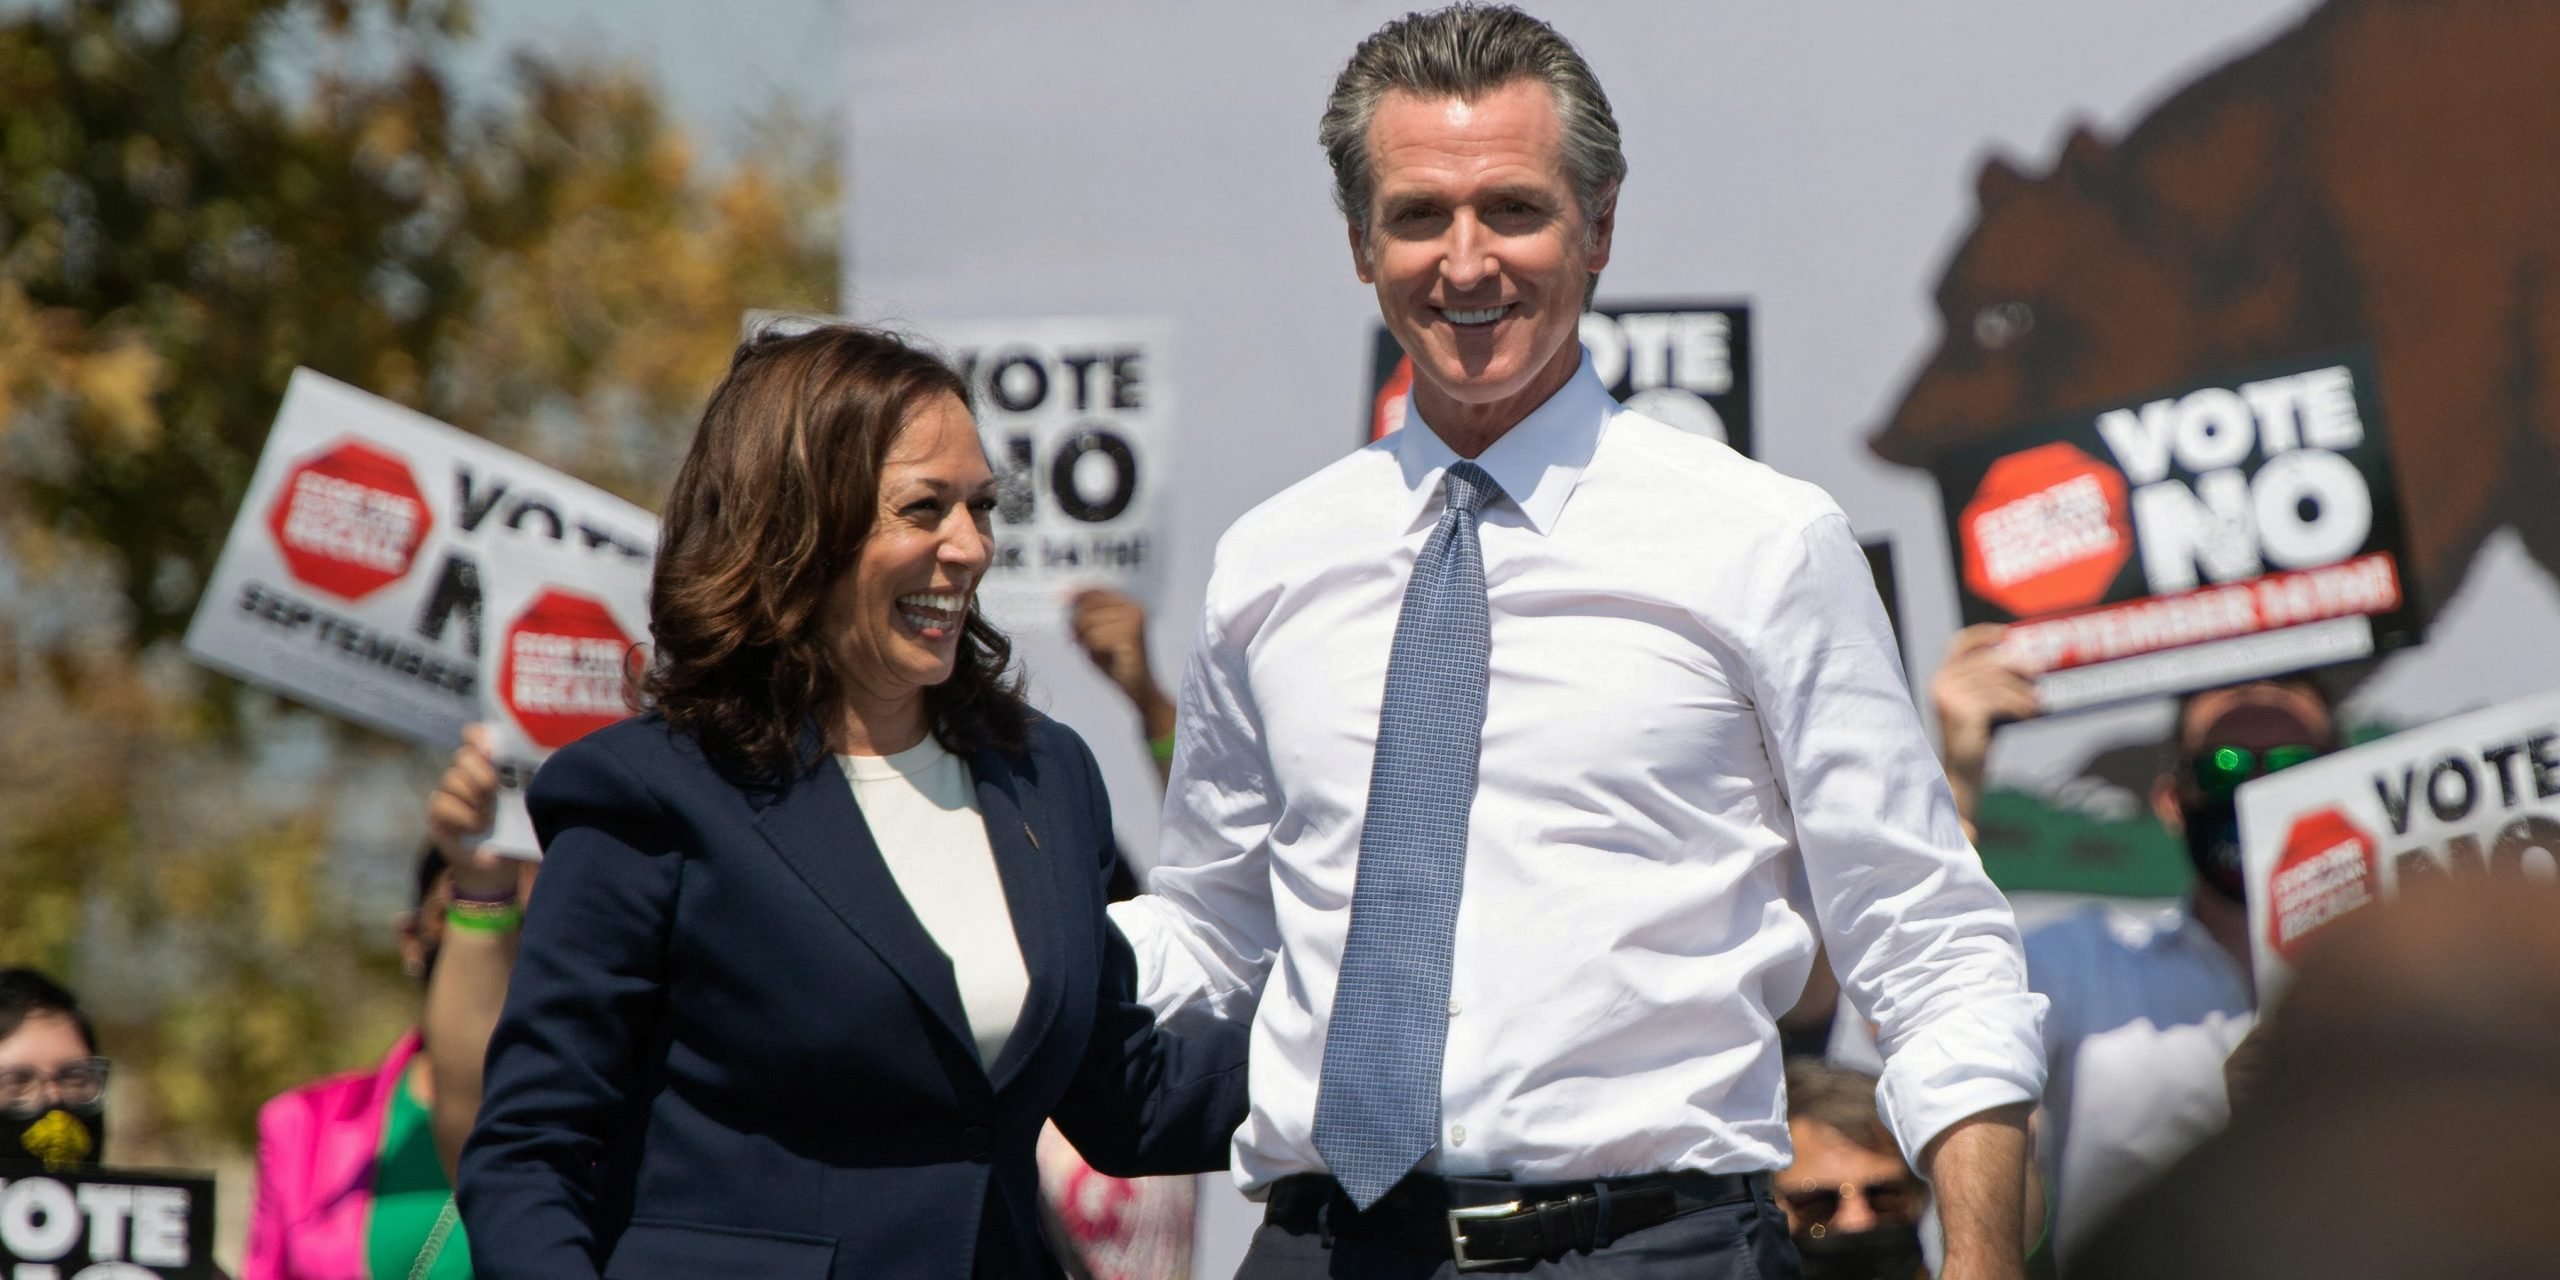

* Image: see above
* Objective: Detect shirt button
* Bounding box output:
[1447,997,1463,1017]
[1449,1124,1467,1146]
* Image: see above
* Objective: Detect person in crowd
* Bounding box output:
[1069,587,1177,791]
[1780,1060,1931,1280]
[245,726,523,1280]
[1930,624,2340,1260]
[456,324,1247,1279]
[2069,876,2560,1279]
[0,968,110,1171]
[1033,586,1197,1280]
[414,727,526,1180]
[1110,8,2044,1275]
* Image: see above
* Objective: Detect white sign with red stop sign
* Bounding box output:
[185,368,656,833]
[2239,686,2560,1000]
[478,539,654,857]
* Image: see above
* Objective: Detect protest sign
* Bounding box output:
[185,370,658,748]
[1932,349,2419,712]
[743,312,1175,634]
[931,317,1174,634]
[476,536,654,857]
[186,370,658,858]
[0,1165,216,1279]
[1365,301,1755,456]
[2238,688,2560,999]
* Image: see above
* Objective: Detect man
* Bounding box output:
[1780,1060,1931,1280]
[1110,7,2044,1276]
[1929,627,2339,1262]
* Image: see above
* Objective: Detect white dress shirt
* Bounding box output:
[1111,356,2045,1194]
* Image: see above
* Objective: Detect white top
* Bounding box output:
[1112,355,2047,1194]
[2022,900,2250,1257]
[840,739,1028,1069]
[2055,1008,2251,1262]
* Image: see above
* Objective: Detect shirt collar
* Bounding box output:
[1392,351,1612,536]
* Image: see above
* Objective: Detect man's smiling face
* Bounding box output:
[1355,78,1613,452]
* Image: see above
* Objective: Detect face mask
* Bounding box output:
[2181,796,2247,902]
[1794,1221,1926,1280]
[3,1103,104,1171]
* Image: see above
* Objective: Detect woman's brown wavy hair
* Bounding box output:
[642,323,1028,784]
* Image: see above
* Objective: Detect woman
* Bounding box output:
[456,325,1245,1279]
[0,969,109,1171]
[246,728,518,1280]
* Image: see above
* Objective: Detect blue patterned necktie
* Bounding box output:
[1312,460,1502,1209]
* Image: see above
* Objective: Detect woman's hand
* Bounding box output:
[429,723,518,900]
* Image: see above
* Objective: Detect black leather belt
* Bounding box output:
[1264,1169,1767,1270]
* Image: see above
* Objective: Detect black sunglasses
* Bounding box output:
[1779,1176,1923,1228]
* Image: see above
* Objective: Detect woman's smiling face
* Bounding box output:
[821,392,997,747]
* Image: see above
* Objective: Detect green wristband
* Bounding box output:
[444,902,523,933]
[1147,731,1177,764]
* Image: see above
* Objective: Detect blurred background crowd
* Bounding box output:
[4,1,2557,1277]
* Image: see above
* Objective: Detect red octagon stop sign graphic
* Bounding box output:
[2265,806,2379,964]
[1371,355,1414,443]
[265,439,433,602]
[499,589,634,750]
[1959,442,2132,618]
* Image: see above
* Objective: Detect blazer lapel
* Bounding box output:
[975,748,1067,1091]
[751,757,976,1058]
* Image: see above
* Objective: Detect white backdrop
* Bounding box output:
[841,1,2345,857]
[842,3,2560,1270]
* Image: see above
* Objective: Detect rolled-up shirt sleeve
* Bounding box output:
[1108,545,1283,1029]
[1747,510,2047,1168]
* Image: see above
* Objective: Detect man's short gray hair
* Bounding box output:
[1318,4,1628,241]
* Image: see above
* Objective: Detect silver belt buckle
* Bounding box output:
[1447,1200,1522,1272]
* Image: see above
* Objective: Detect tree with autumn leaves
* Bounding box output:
[0,0,834,1169]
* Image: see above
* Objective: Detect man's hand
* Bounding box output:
[1069,588,1176,743]
[1923,1102,2033,1280]
[1929,624,2042,836]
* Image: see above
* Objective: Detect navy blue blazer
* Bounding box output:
[457,713,1247,1279]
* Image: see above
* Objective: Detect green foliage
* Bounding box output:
[6,0,479,642]
[0,0,837,1163]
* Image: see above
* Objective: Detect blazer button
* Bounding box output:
[961,1125,992,1160]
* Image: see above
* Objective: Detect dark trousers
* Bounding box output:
[1233,1188,1804,1279]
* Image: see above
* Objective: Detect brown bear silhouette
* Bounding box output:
[1871,0,2560,624]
